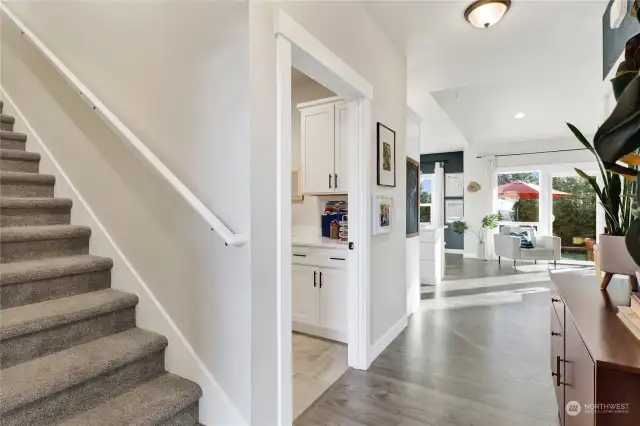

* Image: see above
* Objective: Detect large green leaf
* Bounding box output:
[625,219,640,266]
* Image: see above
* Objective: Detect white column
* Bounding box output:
[433,162,445,227]
[539,171,552,236]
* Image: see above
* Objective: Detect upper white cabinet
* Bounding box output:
[299,98,356,194]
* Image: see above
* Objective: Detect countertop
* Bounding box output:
[292,236,348,250]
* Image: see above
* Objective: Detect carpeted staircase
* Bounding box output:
[0,101,203,425]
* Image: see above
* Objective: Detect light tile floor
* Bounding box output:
[292,333,348,419]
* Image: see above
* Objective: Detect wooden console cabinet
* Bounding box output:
[550,272,640,426]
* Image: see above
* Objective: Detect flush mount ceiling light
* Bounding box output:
[464,0,511,29]
[514,112,525,119]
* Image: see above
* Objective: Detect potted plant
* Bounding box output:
[451,213,501,260]
[626,175,640,289]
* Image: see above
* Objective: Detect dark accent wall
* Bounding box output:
[602,0,640,79]
[420,151,464,251]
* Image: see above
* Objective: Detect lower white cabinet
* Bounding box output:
[292,248,347,343]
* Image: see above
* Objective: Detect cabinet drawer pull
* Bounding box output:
[329,174,332,189]
[293,254,307,257]
[319,271,323,288]
[313,271,317,287]
[335,174,338,189]
[553,356,570,387]
[330,257,346,261]
[551,331,561,337]
[551,298,561,303]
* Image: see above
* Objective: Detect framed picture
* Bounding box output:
[445,199,464,223]
[292,169,304,202]
[373,195,393,235]
[377,122,396,187]
[445,173,464,197]
[406,157,420,238]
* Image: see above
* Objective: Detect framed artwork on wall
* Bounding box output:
[372,195,393,235]
[377,122,396,187]
[445,173,464,197]
[445,199,464,223]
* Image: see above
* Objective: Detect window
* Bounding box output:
[497,172,540,225]
[420,175,433,224]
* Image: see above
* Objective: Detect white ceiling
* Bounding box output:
[365,0,608,153]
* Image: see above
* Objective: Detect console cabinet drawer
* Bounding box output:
[564,316,595,426]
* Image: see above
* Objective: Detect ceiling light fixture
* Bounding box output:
[464,0,511,29]
[514,112,525,119]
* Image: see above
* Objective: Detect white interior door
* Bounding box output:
[334,101,357,194]
[292,264,319,325]
[301,104,335,193]
[318,267,348,341]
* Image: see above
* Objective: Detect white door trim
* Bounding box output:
[275,9,372,426]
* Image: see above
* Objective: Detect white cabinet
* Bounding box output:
[299,98,356,195]
[318,268,347,334]
[291,245,348,342]
[292,264,319,326]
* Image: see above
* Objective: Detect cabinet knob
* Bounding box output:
[551,298,560,303]
[551,331,561,337]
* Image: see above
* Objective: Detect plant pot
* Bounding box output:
[599,234,640,276]
[477,241,485,261]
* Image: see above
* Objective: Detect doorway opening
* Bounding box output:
[275,9,373,426]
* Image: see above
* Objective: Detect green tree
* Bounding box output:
[552,176,596,247]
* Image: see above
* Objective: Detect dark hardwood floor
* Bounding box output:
[295,285,559,425]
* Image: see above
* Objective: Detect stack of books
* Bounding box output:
[618,292,640,341]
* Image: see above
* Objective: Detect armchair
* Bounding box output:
[493,225,561,267]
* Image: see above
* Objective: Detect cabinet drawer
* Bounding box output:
[292,246,347,269]
[564,316,595,426]
[550,284,565,330]
[551,308,565,426]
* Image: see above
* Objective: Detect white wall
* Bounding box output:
[2,2,250,424]
[290,72,342,231]
[463,136,597,256]
[249,2,407,424]
[406,110,421,315]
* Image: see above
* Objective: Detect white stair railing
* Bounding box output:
[0,4,248,247]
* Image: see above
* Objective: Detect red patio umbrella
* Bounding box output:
[498,181,569,199]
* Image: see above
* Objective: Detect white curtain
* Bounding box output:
[484,155,498,260]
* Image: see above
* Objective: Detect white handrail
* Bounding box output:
[0,4,248,247]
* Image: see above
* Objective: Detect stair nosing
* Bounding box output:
[0,149,40,161]
[55,373,202,426]
[0,130,26,142]
[0,255,112,285]
[0,288,138,340]
[0,170,54,183]
[0,197,72,209]
[0,225,91,242]
[0,328,168,413]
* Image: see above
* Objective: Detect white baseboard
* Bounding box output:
[2,89,247,426]
[445,249,464,255]
[368,314,407,366]
[292,321,347,344]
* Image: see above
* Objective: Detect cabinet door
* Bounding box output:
[551,307,565,426]
[334,101,357,193]
[564,316,595,426]
[318,267,348,342]
[292,265,319,326]
[301,105,335,194]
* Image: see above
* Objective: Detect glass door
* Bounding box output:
[552,173,596,263]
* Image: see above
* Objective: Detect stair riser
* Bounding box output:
[1,307,136,369]
[0,270,111,309]
[0,159,39,173]
[1,122,14,131]
[0,208,71,227]
[0,140,26,150]
[0,182,54,198]
[0,237,89,263]
[2,351,165,426]
[159,402,199,426]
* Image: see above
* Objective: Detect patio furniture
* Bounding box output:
[494,225,561,267]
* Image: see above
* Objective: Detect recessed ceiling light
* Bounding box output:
[514,112,525,119]
[464,0,512,29]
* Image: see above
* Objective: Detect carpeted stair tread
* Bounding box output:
[0,149,39,161]
[0,288,138,340]
[1,114,16,124]
[0,254,112,285]
[56,373,202,426]
[0,170,54,184]
[0,197,71,209]
[0,130,26,142]
[0,328,168,414]
[0,224,90,242]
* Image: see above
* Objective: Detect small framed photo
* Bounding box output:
[377,122,396,187]
[445,173,464,197]
[373,195,393,235]
[445,199,464,223]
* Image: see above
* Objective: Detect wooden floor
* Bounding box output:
[295,283,559,425]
